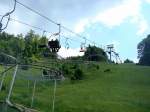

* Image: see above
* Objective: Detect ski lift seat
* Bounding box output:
[80,49,86,52]
[80,47,86,52]
[48,39,61,52]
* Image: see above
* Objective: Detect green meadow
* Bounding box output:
[0,63,150,112]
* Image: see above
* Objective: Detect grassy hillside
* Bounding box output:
[0,63,150,112]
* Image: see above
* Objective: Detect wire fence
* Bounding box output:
[0,63,65,112]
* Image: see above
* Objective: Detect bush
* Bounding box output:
[70,64,79,69]
[124,59,134,63]
[71,68,84,80]
[96,65,100,70]
[20,57,30,70]
[62,63,84,81]
[62,64,72,76]
[1,85,6,91]
[87,63,100,70]
[43,69,48,75]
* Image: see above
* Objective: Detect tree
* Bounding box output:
[124,59,134,63]
[0,30,60,64]
[84,45,108,61]
[138,34,150,66]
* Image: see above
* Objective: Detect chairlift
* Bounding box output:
[38,37,61,53]
[80,37,86,52]
[39,24,61,53]
[48,24,61,52]
[80,43,86,52]
[48,39,61,52]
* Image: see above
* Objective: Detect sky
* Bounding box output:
[0,0,150,62]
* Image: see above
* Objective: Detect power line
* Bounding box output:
[15,0,101,47]
[10,17,47,32]
[0,15,84,46]
[0,15,51,33]
[16,0,59,25]
[61,35,81,43]
[0,15,105,49]
[0,15,85,45]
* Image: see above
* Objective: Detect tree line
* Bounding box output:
[0,30,50,64]
[2,29,150,66]
[138,34,150,66]
[0,30,108,65]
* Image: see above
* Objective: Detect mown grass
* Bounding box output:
[0,63,150,112]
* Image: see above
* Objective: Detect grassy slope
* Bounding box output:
[55,64,150,112]
[0,63,150,112]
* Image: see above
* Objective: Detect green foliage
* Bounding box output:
[72,68,84,80]
[61,63,84,81]
[1,63,150,112]
[87,63,100,70]
[96,65,100,70]
[20,57,30,70]
[61,63,71,76]
[0,102,20,112]
[138,34,150,66]
[0,30,57,65]
[124,59,134,63]
[2,63,150,112]
[67,56,83,60]
[84,45,108,62]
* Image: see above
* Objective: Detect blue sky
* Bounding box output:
[0,0,150,62]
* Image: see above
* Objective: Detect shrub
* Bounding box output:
[1,85,6,91]
[70,64,79,69]
[104,69,111,72]
[62,64,72,76]
[20,57,30,70]
[62,64,84,81]
[96,65,100,70]
[124,59,134,63]
[72,68,84,80]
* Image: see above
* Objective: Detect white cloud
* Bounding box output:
[0,15,23,35]
[136,18,149,36]
[74,0,149,36]
[74,18,90,33]
[130,15,149,36]
[5,17,22,35]
[58,47,84,58]
[94,0,141,28]
[145,0,150,3]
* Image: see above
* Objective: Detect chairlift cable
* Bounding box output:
[0,0,17,32]
[16,0,102,48]
[0,14,102,50]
